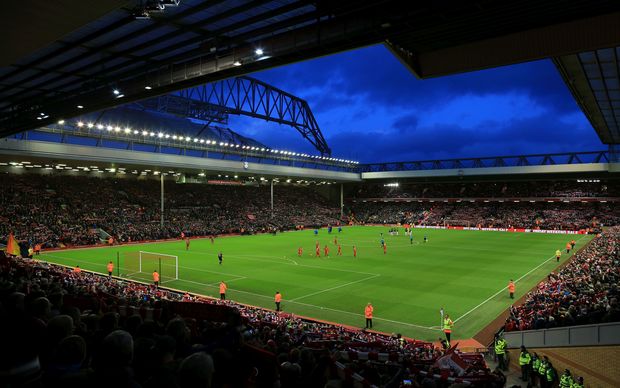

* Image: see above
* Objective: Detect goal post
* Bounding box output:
[121,251,178,282]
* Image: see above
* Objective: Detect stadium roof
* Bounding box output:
[555,47,620,144]
[2,0,620,146]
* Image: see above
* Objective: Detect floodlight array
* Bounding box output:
[70,120,359,164]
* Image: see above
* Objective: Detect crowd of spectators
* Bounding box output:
[352,180,615,199]
[350,201,617,231]
[0,252,504,387]
[2,173,617,249]
[504,227,619,331]
[0,173,340,248]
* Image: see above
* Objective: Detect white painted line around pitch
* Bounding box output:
[453,235,588,323]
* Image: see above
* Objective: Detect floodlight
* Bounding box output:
[58,120,65,125]
[255,48,264,55]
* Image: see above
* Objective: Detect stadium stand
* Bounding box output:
[350,201,616,231]
[2,173,617,250]
[349,180,618,230]
[351,181,617,199]
[0,173,340,249]
[0,250,502,387]
[504,227,620,331]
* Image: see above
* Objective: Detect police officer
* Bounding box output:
[545,361,557,387]
[531,353,541,387]
[560,369,574,388]
[494,335,508,371]
[518,345,531,382]
[538,356,549,388]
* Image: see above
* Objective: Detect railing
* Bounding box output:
[504,322,620,348]
[360,151,611,172]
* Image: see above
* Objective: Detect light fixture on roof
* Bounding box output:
[77,105,84,109]
[87,123,94,128]
[77,121,84,127]
[97,124,104,129]
[233,61,242,67]
[116,94,125,99]
[145,1,165,11]
[58,120,65,125]
[144,86,152,90]
[132,8,150,19]
[255,48,264,56]
[160,0,180,7]
[113,89,120,95]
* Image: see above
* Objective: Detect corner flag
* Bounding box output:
[6,232,20,256]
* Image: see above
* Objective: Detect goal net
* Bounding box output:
[121,251,179,282]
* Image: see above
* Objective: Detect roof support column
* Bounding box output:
[270,179,274,218]
[160,173,165,228]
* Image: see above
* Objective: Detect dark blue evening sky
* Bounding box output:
[228,44,604,163]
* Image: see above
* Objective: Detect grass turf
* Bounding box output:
[39,226,591,341]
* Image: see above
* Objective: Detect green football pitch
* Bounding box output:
[39,226,591,340]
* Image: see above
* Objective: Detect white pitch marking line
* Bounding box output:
[41,254,434,330]
[41,254,244,278]
[283,256,298,265]
[177,250,379,276]
[172,276,247,288]
[291,274,380,302]
[454,235,588,323]
[288,299,436,330]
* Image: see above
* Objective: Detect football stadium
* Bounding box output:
[1,2,619,387]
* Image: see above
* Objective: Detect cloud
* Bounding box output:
[227,44,603,163]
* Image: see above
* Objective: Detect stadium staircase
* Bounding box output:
[94,228,112,243]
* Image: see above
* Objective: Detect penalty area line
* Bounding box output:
[290,274,380,302]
